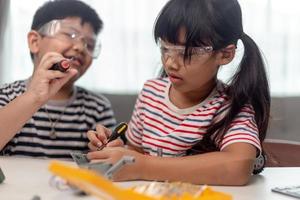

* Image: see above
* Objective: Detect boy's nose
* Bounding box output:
[72,38,87,54]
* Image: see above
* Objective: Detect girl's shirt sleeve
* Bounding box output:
[218,105,262,153]
[126,88,145,148]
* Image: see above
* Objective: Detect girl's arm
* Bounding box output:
[87,142,256,186]
[126,142,144,153]
[139,142,256,186]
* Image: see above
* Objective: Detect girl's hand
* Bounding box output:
[87,124,124,151]
[27,52,78,104]
[87,147,145,181]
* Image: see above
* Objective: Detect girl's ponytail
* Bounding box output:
[235,33,270,141]
[198,34,270,152]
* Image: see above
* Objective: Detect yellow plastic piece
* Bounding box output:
[49,161,232,200]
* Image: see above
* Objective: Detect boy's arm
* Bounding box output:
[0,52,78,150]
[0,91,44,150]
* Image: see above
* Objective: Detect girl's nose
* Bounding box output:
[164,55,180,70]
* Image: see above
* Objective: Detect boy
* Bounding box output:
[0,0,116,159]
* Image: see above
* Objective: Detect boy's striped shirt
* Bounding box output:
[0,80,116,159]
[126,78,261,157]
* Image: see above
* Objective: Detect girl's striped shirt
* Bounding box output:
[126,78,261,157]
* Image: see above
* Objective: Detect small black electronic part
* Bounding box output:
[50,60,70,72]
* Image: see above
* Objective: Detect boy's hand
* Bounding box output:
[27,52,78,104]
[87,124,124,151]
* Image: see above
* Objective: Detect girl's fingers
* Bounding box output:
[95,124,111,140]
[87,130,103,147]
[88,142,98,151]
[87,150,110,160]
[106,139,124,147]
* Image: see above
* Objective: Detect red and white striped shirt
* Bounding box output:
[126,78,261,157]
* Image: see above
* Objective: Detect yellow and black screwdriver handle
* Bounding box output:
[97,122,128,151]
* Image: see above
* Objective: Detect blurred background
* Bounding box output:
[1,0,300,95]
[1,0,300,142]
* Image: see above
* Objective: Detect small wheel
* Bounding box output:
[253,153,266,174]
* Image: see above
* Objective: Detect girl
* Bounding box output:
[87,0,270,185]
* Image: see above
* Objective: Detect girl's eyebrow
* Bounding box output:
[162,43,183,49]
[168,41,185,46]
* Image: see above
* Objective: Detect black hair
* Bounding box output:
[31,0,102,33]
[30,0,103,59]
[154,0,270,154]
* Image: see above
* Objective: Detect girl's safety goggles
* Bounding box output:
[159,39,213,62]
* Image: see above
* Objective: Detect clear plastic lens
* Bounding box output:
[37,20,101,58]
[159,39,213,61]
[38,20,61,37]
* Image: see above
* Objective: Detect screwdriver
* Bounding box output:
[97,122,128,151]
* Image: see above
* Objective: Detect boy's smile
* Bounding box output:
[30,17,99,82]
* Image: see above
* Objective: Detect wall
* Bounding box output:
[268,97,300,142]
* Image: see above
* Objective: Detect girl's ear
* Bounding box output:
[217,44,236,65]
[27,30,42,54]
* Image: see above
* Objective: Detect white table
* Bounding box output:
[0,156,299,200]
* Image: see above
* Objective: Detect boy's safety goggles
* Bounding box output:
[37,20,101,59]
